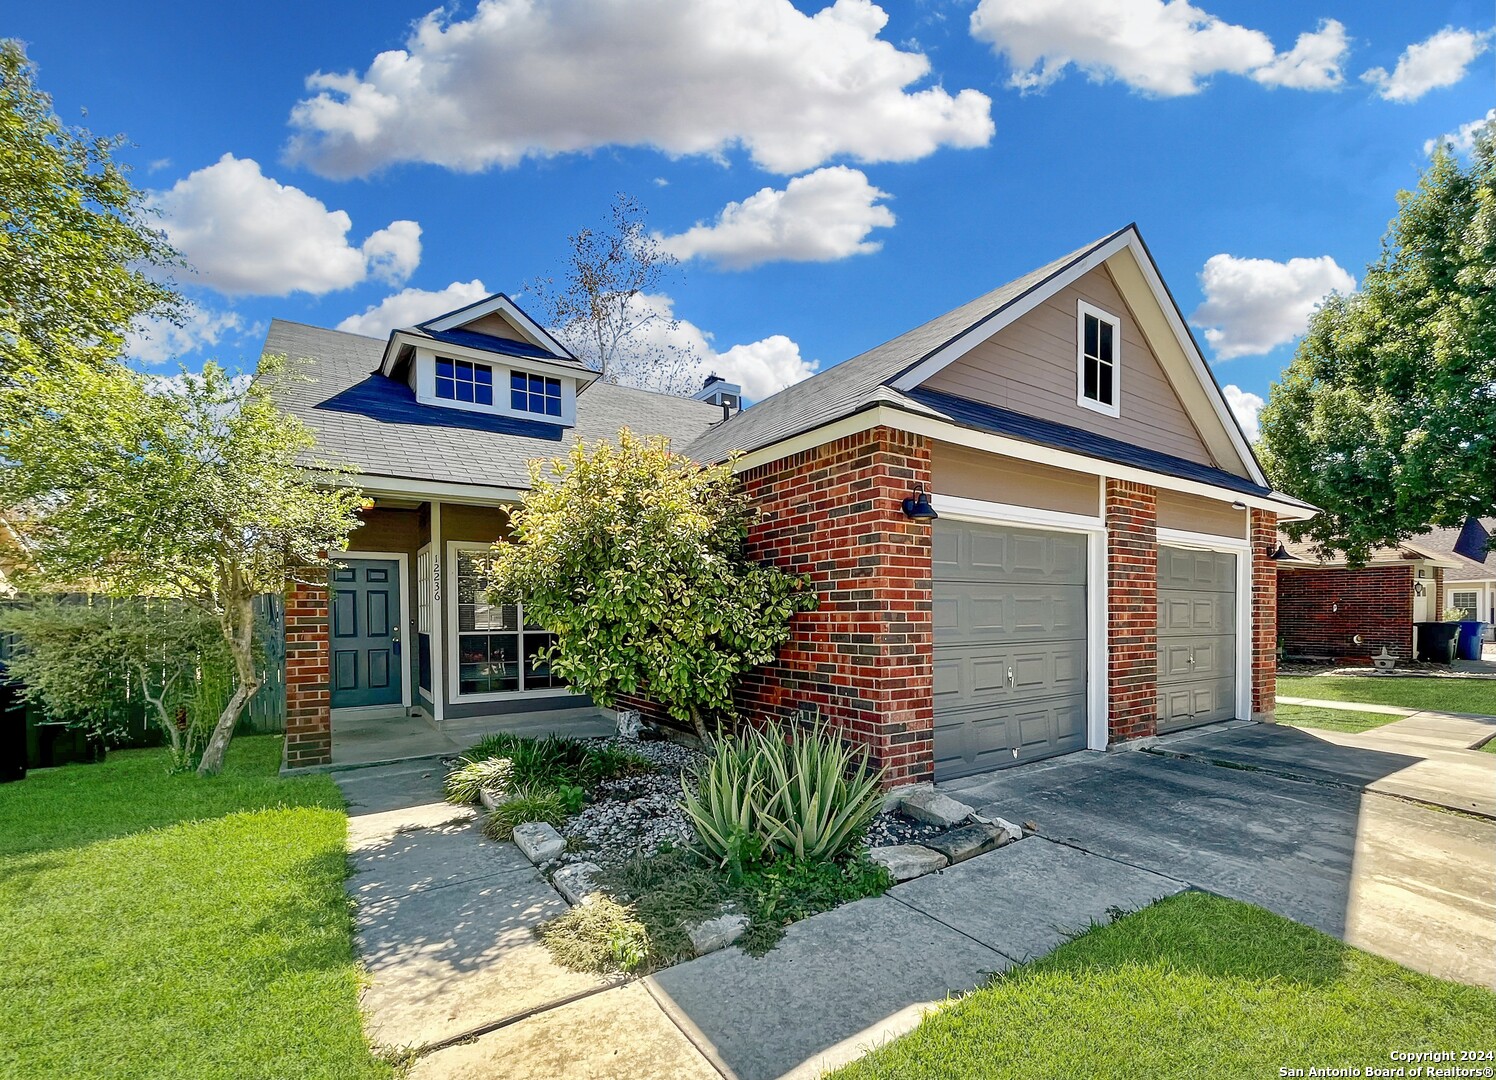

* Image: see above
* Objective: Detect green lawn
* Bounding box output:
[0,737,388,1080]
[1279,674,1496,715]
[1276,703,1402,734]
[828,891,1496,1080]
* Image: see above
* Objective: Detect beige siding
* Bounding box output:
[921,265,1214,466]
[1155,490,1246,538]
[441,503,512,544]
[931,442,1100,517]
[464,312,529,343]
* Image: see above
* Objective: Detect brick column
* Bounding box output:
[1249,510,1278,721]
[284,571,332,768]
[1434,568,1445,618]
[734,426,935,788]
[1106,480,1158,743]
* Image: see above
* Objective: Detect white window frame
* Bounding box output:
[445,540,571,703]
[1450,590,1480,620]
[1076,299,1122,418]
[416,544,432,634]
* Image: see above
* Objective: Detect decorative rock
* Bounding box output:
[868,844,949,882]
[615,708,643,738]
[971,808,1025,845]
[551,861,602,905]
[925,822,1015,865]
[899,790,975,829]
[688,913,749,956]
[478,786,509,811]
[512,821,567,864]
[881,781,934,814]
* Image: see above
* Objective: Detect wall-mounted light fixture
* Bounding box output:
[1231,500,1248,511]
[1267,542,1297,561]
[901,483,938,521]
[1413,581,1427,597]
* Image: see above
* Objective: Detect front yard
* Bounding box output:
[0,737,387,1080]
[1278,674,1496,715]
[828,890,1496,1080]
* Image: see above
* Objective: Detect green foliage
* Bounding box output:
[735,853,892,955]
[461,731,527,761]
[481,784,570,840]
[1260,123,1496,564]
[0,40,181,371]
[487,430,817,743]
[0,360,365,775]
[537,895,651,974]
[682,730,771,871]
[442,757,514,806]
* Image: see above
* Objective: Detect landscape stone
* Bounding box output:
[899,790,974,828]
[512,822,567,864]
[868,844,949,882]
[479,786,510,811]
[688,913,749,956]
[971,808,1025,845]
[551,861,602,906]
[925,822,1015,864]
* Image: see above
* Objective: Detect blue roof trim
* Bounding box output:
[315,371,566,441]
[418,327,570,362]
[905,387,1274,499]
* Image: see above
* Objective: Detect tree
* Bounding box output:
[486,430,817,744]
[0,360,365,775]
[0,39,181,371]
[1259,124,1496,565]
[527,194,699,394]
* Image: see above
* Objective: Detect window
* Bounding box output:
[452,548,561,696]
[1077,302,1120,416]
[1450,591,1479,620]
[435,358,494,405]
[510,372,563,417]
[416,547,432,634]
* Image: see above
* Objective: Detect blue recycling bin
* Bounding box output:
[1456,621,1487,661]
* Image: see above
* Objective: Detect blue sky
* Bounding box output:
[10,0,1493,437]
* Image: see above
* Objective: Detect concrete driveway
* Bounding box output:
[940,733,1496,989]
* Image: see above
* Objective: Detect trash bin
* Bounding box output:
[1414,621,1460,663]
[1456,621,1488,661]
[0,677,25,783]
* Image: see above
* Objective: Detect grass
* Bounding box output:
[1479,738,1496,754]
[1278,674,1496,715]
[828,891,1496,1080]
[1276,703,1402,734]
[0,737,388,1080]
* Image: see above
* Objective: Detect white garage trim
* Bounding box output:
[1156,527,1253,723]
[935,494,1109,753]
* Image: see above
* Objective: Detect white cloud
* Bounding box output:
[1252,19,1348,90]
[152,154,422,296]
[336,279,492,338]
[1222,384,1265,442]
[126,304,246,366]
[659,167,895,270]
[1425,108,1496,155]
[1362,27,1490,103]
[285,0,994,178]
[1190,254,1355,360]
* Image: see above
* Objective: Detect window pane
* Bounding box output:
[511,371,527,392]
[1098,362,1113,405]
[511,389,527,410]
[476,384,493,406]
[459,663,489,695]
[490,635,520,691]
[458,635,488,664]
[474,365,493,386]
[436,377,455,400]
[545,395,561,417]
[436,358,454,378]
[530,374,544,395]
[524,633,559,689]
[1083,358,1098,400]
[1084,314,1098,358]
[529,392,545,412]
[457,359,473,378]
[1099,320,1114,363]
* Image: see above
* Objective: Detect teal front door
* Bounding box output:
[330,559,403,709]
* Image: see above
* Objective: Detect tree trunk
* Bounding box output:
[685,705,712,749]
[196,587,260,776]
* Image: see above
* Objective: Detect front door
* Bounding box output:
[330,558,403,709]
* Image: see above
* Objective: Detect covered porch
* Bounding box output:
[324,707,615,770]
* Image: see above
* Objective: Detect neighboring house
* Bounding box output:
[1416,518,1496,642]
[264,224,1314,784]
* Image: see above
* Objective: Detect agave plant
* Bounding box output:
[680,731,769,869]
[757,725,885,862]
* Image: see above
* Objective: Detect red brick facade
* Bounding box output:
[1276,564,1413,662]
[1250,509,1278,719]
[1105,480,1158,743]
[284,572,332,768]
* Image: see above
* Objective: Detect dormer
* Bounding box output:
[377,293,596,427]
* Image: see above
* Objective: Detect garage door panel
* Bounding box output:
[1158,592,1235,636]
[1159,547,1235,592]
[933,583,1086,645]
[1158,678,1234,732]
[934,696,1088,779]
[933,521,1087,584]
[1156,544,1239,733]
[932,642,1086,712]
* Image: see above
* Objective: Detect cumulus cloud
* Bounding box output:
[1252,19,1349,89]
[1222,384,1265,442]
[1425,108,1495,156]
[152,154,422,296]
[336,279,492,338]
[1362,27,1490,102]
[126,304,247,366]
[659,167,895,270]
[285,0,993,178]
[1190,254,1355,360]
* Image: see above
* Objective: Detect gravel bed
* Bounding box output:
[863,809,947,848]
[553,736,705,867]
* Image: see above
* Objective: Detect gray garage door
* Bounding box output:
[1156,546,1238,733]
[932,521,1088,780]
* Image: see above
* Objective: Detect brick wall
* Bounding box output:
[1434,568,1445,617]
[284,571,332,768]
[1276,564,1412,662]
[1250,510,1278,719]
[1106,480,1158,742]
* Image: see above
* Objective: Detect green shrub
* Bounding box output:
[462,732,527,761]
[587,744,652,781]
[539,896,650,974]
[597,846,736,965]
[443,757,514,806]
[481,784,569,840]
[738,853,892,955]
[681,731,770,871]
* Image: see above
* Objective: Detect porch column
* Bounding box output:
[1249,509,1278,721]
[284,569,332,768]
[430,499,445,726]
[1106,479,1158,744]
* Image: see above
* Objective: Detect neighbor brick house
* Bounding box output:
[264,224,1314,783]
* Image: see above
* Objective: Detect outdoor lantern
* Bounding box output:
[1268,542,1296,561]
[1230,500,1248,511]
[902,483,938,520]
[1413,581,1427,597]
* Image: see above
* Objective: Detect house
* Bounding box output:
[1276,517,1495,662]
[264,224,1315,783]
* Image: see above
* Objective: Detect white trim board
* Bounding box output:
[1075,299,1121,419]
[332,550,414,712]
[333,473,526,506]
[419,292,575,360]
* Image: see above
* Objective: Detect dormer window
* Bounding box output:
[436,358,494,405]
[1076,301,1120,417]
[511,372,562,417]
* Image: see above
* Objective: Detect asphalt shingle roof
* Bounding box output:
[261,319,722,490]
[1414,518,1496,581]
